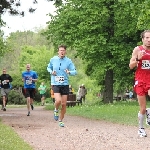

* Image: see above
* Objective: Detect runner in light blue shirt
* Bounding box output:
[47,45,77,127]
[47,56,76,85]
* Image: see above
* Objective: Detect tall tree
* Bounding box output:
[45,0,144,103]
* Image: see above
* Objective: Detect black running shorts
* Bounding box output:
[52,85,69,95]
[24,88,36,98]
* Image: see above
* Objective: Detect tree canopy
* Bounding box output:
[45,0,148,103]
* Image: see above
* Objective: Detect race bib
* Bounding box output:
[142,60,150,69]
[55,76,64,83]
[26,80,32,85]
[2,80,7,85]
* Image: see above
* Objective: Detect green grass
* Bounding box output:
[45,100,149,126]
[6,105,27,108]
[0,122,33,150]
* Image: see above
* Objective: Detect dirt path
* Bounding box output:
[1,106,150,150]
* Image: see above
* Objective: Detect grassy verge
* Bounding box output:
[45,100,150,126]
[0,121,33,150]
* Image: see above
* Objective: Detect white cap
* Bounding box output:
[82,84,84,86]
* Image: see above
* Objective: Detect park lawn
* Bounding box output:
[0,120,33,150]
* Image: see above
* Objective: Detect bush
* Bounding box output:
[8,90,26,105]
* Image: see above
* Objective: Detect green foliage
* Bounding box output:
[129,1,150,30]
[18,45,54,86]
[46,0,145,102]
[0,16,11,61]
[0,31,55,104]
[2,30,54,90]
[46,0,150,99]
[0,122,33,150]
[8,90,26,105]
[7,30,52,49]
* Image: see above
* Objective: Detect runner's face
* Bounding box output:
[3,69,6,74]
[26,64,31,71]
[58,47,66,58]
[142,32,150,47]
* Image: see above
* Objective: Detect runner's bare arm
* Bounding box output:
[129,47,139,69]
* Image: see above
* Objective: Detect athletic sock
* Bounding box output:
[138,112,145,128]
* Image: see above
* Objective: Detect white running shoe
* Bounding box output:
[138,128,147,137]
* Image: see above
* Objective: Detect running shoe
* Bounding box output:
[3,107,6,111]
[59,121,64,127]
[146,108,150,125]
[138,128,147,137]
[31,104,34,110]
[27,111,30,116]
[54,110,59,121]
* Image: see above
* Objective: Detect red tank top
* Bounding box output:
[135,45,150,83]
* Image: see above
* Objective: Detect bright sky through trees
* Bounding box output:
[1,0,56,37]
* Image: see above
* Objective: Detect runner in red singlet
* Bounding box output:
[129,30,150,137]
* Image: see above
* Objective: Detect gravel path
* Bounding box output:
[1,106,150,150]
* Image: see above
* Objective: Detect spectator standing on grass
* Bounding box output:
[22,64,38,116]
[80,84,87,103]
[0,68,13,111]
[47,45,77,127]
[38,82,46,106]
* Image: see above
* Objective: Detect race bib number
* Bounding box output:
[142,60,150,69]
[26,80,32,85]
[2,80,7,85]
[55,76,64,83]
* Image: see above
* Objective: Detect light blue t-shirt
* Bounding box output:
[22,70,38,88]
[47,56,77,85]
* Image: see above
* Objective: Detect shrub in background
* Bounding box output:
[8,90,26,105]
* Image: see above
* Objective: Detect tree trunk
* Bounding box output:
[103,69,113,103]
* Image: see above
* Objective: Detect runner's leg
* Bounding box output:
[59,95,67,121]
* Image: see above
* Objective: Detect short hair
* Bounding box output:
[58,45,67,50]
[141,30,150,38]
